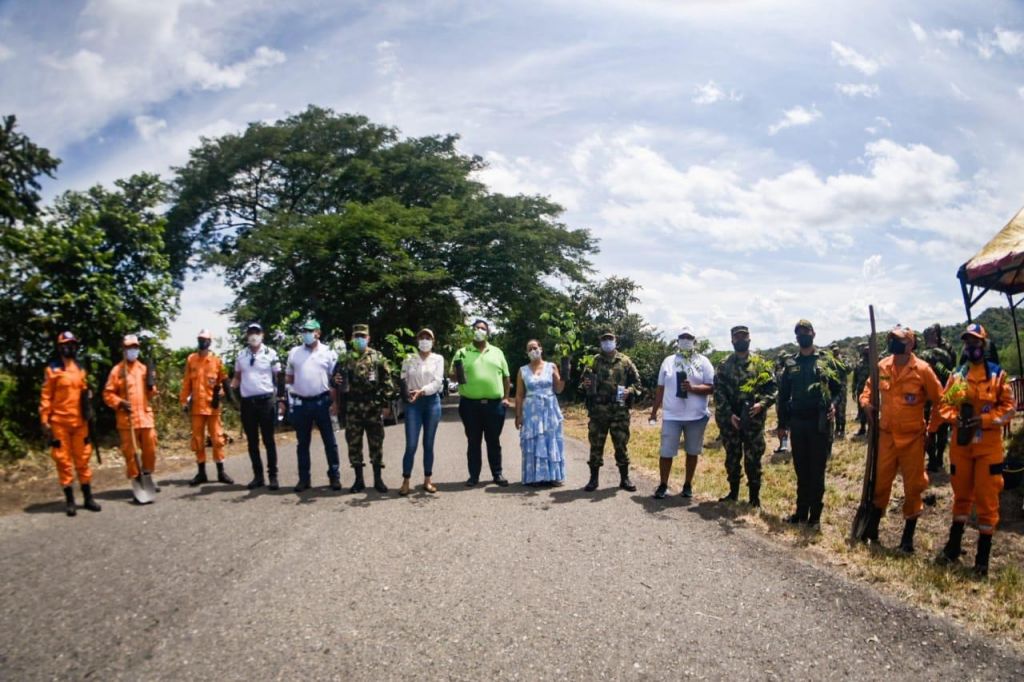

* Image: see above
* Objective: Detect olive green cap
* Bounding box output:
[794,319,814,333]
[352,323,370,336]
[730,325,749,336]
[599,330,616,339]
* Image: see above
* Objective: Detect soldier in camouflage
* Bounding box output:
[714,325,777,507]
[773,352,791,453]
[828,342,850,439]
[918,323,957,472]
[851,343,871,437]
[336,324,396,493]
[580,331,642,492]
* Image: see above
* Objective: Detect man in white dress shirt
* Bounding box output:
[232,322,282,490]
[285,319,340,493]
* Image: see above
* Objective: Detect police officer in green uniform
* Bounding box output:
[714,325,777,507]
[338,323,395,493]
[918,323,957,472]
[851,342,871,437]
[581,331,642,492]
[828,342,850,439]
[776,319,843,528]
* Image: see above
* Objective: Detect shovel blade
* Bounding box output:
[131,478,154,505]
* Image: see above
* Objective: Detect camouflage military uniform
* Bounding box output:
[829,344,850,437]
[582,352,641,468]
[918,336,957,471]
[714,353,777,492]
[851,348,871,435]
[340,348,395,467]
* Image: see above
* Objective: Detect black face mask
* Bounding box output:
[60,345,77,358]
[796,334,814,349]
[887,339,907,355]
[965,346,985,363]
[198,339,211,351]
[732,339,750,353]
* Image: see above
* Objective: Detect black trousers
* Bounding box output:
[241,395,278,478]
[790,416,831,510]
[459,398,505,479]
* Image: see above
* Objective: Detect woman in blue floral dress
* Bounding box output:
[514,340,566,486]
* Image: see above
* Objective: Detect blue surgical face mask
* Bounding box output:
[125,348,140,362]
[302,332,316,346]
[473,328,488,342]
[353,337,368,352]
[600,339,616,353]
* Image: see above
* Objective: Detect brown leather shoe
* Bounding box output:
[399,478,411,496]
[423,480,437,494]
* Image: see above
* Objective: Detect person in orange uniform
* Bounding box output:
[103,334,159,488]
[40,331,101,517]
[181,329,234,486]
[932,323,1014,577]
[858,325,943,552]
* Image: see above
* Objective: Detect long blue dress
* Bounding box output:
[520,362,566,483]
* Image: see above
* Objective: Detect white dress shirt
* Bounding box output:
[234,345,281,398]
[401,353,445,396]
[286,342,337,398]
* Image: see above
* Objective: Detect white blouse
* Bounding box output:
[401,353,445,396]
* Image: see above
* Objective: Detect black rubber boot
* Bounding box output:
[618,465,636,492]
[268,475,280,491]
[748,485,761,508]
[584,465,600,492]
[80,484,101,512]
[350,466,366,493]
[247,475,265,490]
[898,517,918,554]
[216,462,234,485]
[719,480,740,503]
[807,503,824,528]
[861,506,883,543]
[372,464,388,493]
[936,521,966,565]
[786,505,809,524]
[189,463,208,486]
[63,486,77,517]
[974,534,992,578]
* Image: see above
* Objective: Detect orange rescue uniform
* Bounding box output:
[103,360,158,479]
[39,359,93,487]
[180,352,228,463]
[859,354,944,518]
[929,362,1014,535]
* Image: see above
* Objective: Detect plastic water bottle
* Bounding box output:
[616,385,625,405]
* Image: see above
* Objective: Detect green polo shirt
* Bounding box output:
[454,344,509,399]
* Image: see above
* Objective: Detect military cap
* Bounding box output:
[730,325,749,336]
[794,319,815,333]
[961,323,987,341]
[56,330,78,345]
[352,323,370,336]
[301,319,321,331]
[599,330,616,339]
[857,342,869,351]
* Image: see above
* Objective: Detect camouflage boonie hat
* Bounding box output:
[730,325,749,336]
[352,323,370,336]
[794,319,814,333]
[599,330,616,339]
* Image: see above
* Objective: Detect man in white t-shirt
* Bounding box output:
[649,326,715,499]
[231,322,282,490]
[285,319,340,493]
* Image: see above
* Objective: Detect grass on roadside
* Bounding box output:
[562,403,1024,647]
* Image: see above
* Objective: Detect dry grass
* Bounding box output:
[563,402,1024,648]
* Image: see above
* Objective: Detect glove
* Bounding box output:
[182,402,190,415]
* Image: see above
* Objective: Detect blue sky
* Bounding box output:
[2,0,1023,350]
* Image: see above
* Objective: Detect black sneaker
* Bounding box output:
[465,477,479,487]
[294,480,311,493]
[654,484,668,499]
[681,483,693,498]
[268,475,279,491]
[493,475,509,487]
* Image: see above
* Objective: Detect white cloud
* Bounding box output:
[949,82,971,101]
[768,105,821,135]
[133,115,167,141]
[835,82,880,98]
[865,115,892,136]
[830,40,880,75]
[994,27,1024,55]
[475,151,581,211]
[909,20,928,43]
[1019,86,1024,100]
[692,80,742,105]
[0,41,12,62]
[934,28,964,47]
[862,254,883,279]
[182,45,285,91]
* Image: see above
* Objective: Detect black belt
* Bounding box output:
[291,391,330,403]
[461,397,504,405]
[242,393,274,402]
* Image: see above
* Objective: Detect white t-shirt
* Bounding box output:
[286,342,338,398]
[234,345,281,398]
[658,353,715,421]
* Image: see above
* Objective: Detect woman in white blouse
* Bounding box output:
[399,328,446,495]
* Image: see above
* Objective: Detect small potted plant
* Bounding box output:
[540,310,582,382]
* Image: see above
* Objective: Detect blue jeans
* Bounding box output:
[402,393,442,477]
[291,395,340,482]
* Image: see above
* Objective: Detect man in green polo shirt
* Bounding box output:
[451,319,511,486]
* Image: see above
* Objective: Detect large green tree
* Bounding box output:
[168,106,596,347]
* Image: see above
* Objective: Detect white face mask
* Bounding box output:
[125,348,140,362]
[418,339,433,352]
[600,339,616,353]
[248,334,263,348]
[678,338,695,352]
[473,328,487,342]
[528,348,542,361]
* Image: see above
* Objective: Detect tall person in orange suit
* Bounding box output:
[40,331,101,516]
[932,323,1015,577]
[181,329,234,486]
[103,334,159,492]
[858,325,943,553]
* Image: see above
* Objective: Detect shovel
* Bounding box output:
[123,356,156,504]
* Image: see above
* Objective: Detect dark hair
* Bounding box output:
[526,338,542,349]
[472,318,489,331]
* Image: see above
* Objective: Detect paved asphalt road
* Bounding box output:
[1,402,1022,681]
